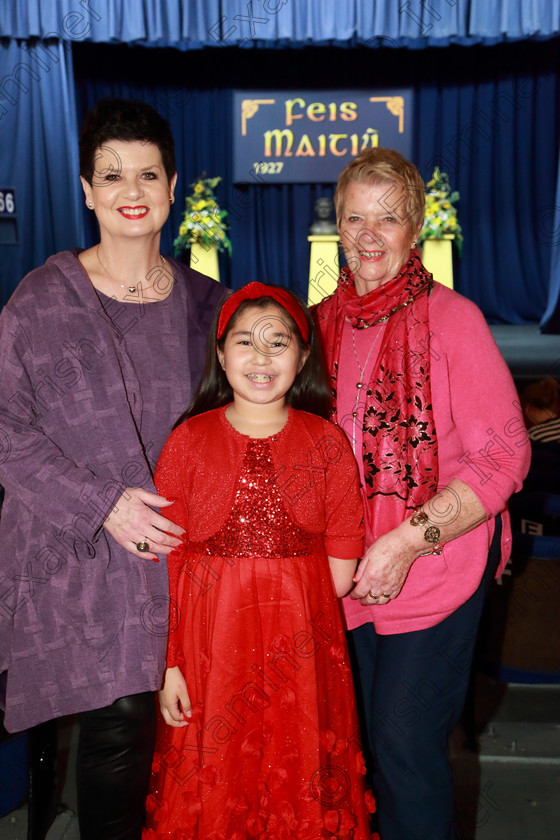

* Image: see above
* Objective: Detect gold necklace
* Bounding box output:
[350,325,383,454]
[96,245,167,295]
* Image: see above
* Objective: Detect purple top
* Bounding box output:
[0,250,228,731]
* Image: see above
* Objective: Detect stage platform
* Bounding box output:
[489,325,560,386]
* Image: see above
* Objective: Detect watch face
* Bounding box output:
[424,525,441,544]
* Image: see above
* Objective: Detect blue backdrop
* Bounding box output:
[2,0,560,47]
[0,1,559,328]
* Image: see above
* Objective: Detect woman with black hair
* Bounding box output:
[0,98,227,838]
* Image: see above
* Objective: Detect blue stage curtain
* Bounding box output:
[540,168,560,333]
[0,1,220,48]
[1,31,559,323]
[1,0,559,47]
[413,43,560,325]
[72,40,559,325]
[0,38,83,304]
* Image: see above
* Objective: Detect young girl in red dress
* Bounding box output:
[143,283,375,839]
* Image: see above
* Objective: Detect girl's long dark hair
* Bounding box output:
[174,294,332,427]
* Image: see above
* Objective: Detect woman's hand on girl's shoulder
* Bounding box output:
[159,666,192,728]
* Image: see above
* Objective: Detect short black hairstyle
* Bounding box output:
[79,98,176,184]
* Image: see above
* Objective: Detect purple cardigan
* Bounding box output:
[0,250,227,731]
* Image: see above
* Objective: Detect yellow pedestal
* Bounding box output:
[190,241,220,282]
[307,235,340,306]
[420,235,454,289]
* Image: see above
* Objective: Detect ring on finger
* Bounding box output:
[369,591,380,600]
[381,593,390,598]
[136,540,150,552]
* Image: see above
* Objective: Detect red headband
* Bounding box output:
[216,282,310,343]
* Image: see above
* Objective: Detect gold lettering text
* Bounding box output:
[295,134,316,156]
[307,102,326,122]
[329,134,348,156]
[340,102,358,121]
[264,129,294,157]
[285,98,305,126]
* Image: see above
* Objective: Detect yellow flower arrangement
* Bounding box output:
[174,175,232,257]
[418,167,463,257]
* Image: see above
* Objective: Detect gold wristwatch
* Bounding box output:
[409,511,443,555]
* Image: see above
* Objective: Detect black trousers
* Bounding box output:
[349,520,501,840]
[76,692,156,840]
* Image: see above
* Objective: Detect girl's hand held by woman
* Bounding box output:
[351,528,419,605]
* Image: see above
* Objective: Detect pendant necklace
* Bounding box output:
[96,245,167,295]
[350,325,383,455]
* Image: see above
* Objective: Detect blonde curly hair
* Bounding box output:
[334,147,425,234]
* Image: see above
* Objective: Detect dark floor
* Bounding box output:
[450,678,560,840]
[1,677,559,840]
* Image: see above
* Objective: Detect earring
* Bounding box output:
[412,240,417,247]
[88,202,93,208]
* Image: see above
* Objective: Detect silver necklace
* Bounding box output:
[96,245,167,294]
[350,326,383,454]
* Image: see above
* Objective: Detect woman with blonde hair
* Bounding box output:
[313,147,529,840]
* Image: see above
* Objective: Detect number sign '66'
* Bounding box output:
[0,189,16,217]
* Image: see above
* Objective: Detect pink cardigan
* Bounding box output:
[335,282,530,635]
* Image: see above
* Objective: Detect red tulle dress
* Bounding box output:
[143,407,375,839]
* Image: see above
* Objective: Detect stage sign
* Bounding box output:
[233,89,413,184]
